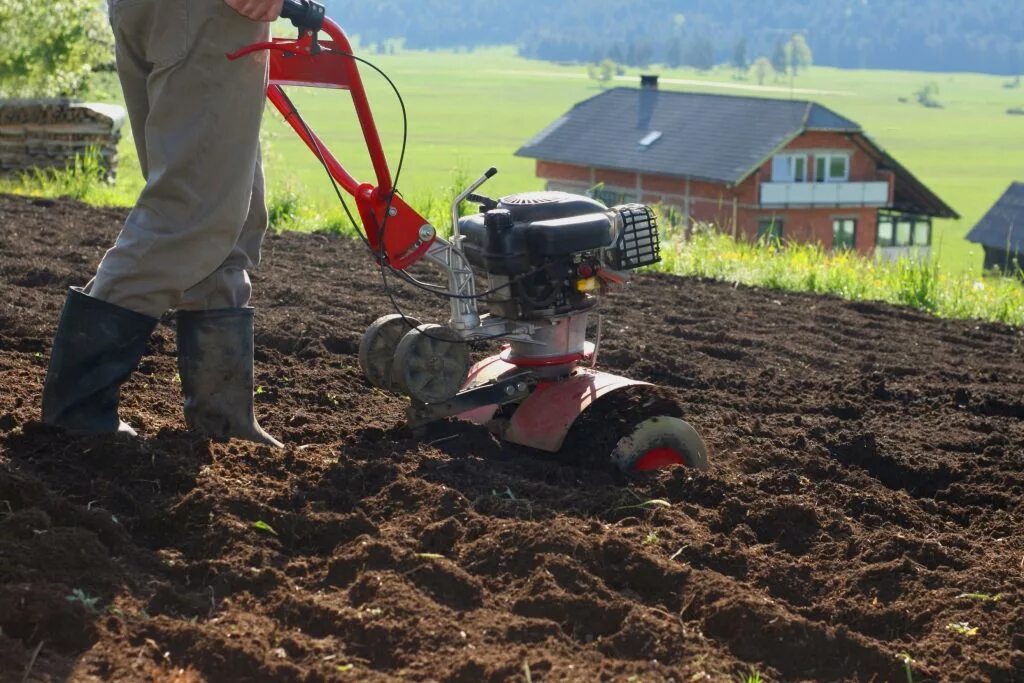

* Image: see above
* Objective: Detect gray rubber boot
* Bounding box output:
[176,308,283,448]
[42,288,158,436]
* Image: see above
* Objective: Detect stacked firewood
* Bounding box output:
[0,99,127,178]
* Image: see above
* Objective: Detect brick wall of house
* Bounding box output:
[734,206,879,254]
[533,128,889,256]
[755,131,886,184]
[536,161,591,184]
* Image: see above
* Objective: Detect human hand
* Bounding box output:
[223,0,285,22]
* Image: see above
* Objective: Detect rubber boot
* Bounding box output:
[41,288,158,436]
[176,308,283,448]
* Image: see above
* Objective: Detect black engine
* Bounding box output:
[458,191,660,320]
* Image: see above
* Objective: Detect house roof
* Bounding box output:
[516,88,858,184]
[516,87,957,218]
[966,182,1024,253]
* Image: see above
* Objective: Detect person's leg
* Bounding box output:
[174,149,281,447]
[41,289,157,435]
[108,0,152,180]
[86,0,271,318]
[44,0,274,437]
[177,149,269,311]
[41,0,162,435]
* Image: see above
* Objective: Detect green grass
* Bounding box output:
[3,147,131,205]
[740,668,765,683]
[656,224,1024,327]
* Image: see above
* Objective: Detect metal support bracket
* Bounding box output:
[407,372,533,428]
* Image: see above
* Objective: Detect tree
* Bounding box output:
[685,37,715,71]
[914,81,942,107]
[788,33,813,75]
[770,40,789,78]
[732,37,748,75]
[634,42,654,68]
[0,0,113,98]
[588,59,617,88]
[666,37,683,69]
[752,56,772,85]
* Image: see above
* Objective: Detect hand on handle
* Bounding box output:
[223,0,285,22]
[280,0,327,30]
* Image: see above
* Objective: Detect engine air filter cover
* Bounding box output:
[497,191,606,223]
[500,191,568,206]
[611,204,661,270]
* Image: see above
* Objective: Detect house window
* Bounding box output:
[833,218,857,250]
[877,218,895,247]
[876,214,932,248]
[913,221,931,246]
[757,217,784,242]
[771,154,808,182]
[896,219,912,245]
[815,154,849,183]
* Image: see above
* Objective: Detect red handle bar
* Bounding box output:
[228,17,435,270]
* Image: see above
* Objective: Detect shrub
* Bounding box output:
[0,0,113,98]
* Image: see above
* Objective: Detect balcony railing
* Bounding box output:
[760,181,890,208]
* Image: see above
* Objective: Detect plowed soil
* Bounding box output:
[1,194,1023,682]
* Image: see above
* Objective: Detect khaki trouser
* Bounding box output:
[87,0,271,317]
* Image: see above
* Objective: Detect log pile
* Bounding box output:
[0,99,127,178]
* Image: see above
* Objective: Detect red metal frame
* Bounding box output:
[456,354,648,453]
[228,22,434,270]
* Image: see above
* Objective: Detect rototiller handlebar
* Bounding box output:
[228,0,436,270]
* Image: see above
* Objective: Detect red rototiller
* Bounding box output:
[230,0,709,472]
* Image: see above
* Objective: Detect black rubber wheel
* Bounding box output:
[391,324,471,404]
[560,385,709,473]
[611,416,709,472]
[358,314,421,391]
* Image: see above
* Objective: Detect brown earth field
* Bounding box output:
[1,193,1023,682]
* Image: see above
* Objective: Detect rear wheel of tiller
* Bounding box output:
[612,416,709,473]
[359,314,421,391]
[392,324,471,404]
[559,385,709,474]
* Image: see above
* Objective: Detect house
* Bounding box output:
[515,77,958,258]
[966,182,1024,275]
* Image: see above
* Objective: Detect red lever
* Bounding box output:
[227,32,319,61]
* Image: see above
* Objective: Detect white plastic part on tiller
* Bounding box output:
[455,354,648,453]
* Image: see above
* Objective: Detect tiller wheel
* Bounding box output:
[358,314,420,391]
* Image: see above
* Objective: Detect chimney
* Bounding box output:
[638,75,658,129]
[640,74,659,90]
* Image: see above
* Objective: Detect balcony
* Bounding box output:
[760,181,890,208]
